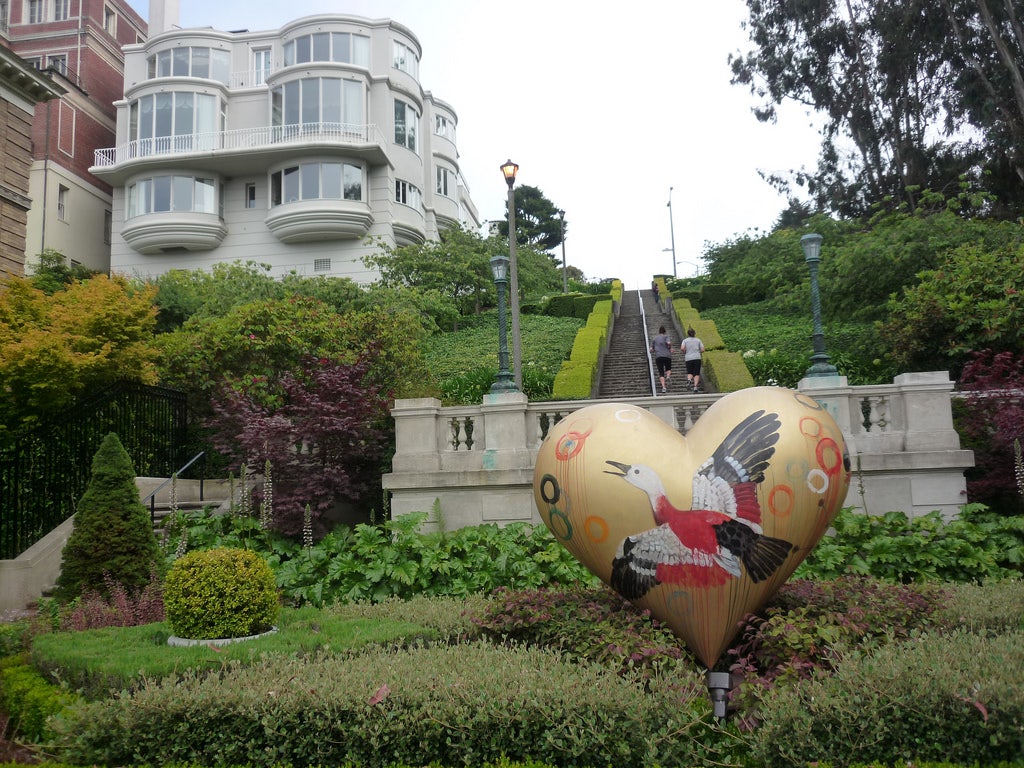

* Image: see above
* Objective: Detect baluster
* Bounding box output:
[869,396,888,432]
[538,411,551,443]
[449,417,462,451]
[463,416,475,450]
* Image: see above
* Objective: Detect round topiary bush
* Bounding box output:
[164,547,279,640]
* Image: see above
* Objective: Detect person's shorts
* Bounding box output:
[686,359,702,376]
[656,356,671,376]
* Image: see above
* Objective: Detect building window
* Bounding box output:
[48,55,67,75]
[393,41,419,78]
[394,179,422,210]
[436,167,454,198]
[394,100,418,151]
[147,47,230,84]
[252,47,271,85]
[56,185,68,221]
[0,0,9,31]
[103,209,112,244]
[271,77,365,134]
[126,175,216,218]
[434,114,456,142]
[26,0,42,23]
[245,183,257,208]
[282,31,369,67]
[270,162,362,205]
[129,92,218,155]
[103,5,115,34]
[314,258,330,272]
[53,0,68,20]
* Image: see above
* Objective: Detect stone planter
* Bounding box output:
[167,626,278,647]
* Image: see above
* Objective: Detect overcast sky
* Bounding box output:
[130,0,823,288]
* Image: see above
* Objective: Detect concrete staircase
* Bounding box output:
[598,289,697,399]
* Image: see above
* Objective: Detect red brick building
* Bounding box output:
[1,0,146,273]
[0,44,63,280]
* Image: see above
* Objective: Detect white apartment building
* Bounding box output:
[91,12,480,283]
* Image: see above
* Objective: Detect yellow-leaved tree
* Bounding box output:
[0,274,159,442]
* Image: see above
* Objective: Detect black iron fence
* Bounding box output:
[0,382,190,560]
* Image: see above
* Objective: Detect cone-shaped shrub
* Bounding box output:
[54,433,162,602]
[164,547,279,640]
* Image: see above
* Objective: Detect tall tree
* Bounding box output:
[362,226,495,326]
[940,0,1024,215]
[495,185,566,251]
[730,0,1022,218]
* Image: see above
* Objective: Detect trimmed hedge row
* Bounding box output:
[551,290,618,400]
[671,299,755,392]
[750,628,1024,767]
[49,643,735,768]
[544,292,614,319]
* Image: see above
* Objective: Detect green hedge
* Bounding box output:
[672,287,703,309]
[48,643,733,768]
[586,300,614,331]
[0,655,77,743]
[552,360,595,399]
[699,283,746,309]
[751,629,1024,767]
[572,293,612,319]
[704,350,755,392]
[568,327,606,362]
[686,319,724,349]
[543,293,577,317]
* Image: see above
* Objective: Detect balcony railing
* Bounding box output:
[93,122,383,168]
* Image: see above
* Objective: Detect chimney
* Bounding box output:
[149,0,181,35]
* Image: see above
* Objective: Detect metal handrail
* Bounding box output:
[639,290,658,396]
[142,451,206,522]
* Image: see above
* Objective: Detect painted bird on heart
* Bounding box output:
[604,409,796,599]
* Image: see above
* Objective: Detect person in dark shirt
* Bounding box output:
[650,325,672,394]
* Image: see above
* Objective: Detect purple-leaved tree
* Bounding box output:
[208,353,390,538]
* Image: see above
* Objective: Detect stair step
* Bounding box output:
[597,288,707,399]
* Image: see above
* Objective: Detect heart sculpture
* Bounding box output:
[533,386,850,668]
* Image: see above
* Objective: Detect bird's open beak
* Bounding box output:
[604,460,630,477]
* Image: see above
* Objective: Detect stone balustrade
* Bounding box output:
[382,371,974,531]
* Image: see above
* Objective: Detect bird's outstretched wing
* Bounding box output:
[714,518,796,583]
[611,524,738,600]
[692,410,781,525]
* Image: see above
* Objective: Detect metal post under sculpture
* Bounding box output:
[501,159,523,390]
[801,233,838,377]
[489,253,517,393]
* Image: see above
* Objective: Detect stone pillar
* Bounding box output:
[797,374,853,436]
[481,391,531,470]
[894,371,962,451]
[390,398,443,472]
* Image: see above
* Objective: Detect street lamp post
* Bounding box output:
[489,253,517,393]
[500,159,523,390]
[557,208,567,294]
[801,233,838,377]
[667,186,677,278]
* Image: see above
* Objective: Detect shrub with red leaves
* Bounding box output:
[956,349,1024,512]
[60,571,165,631]
[208,353,390,538]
